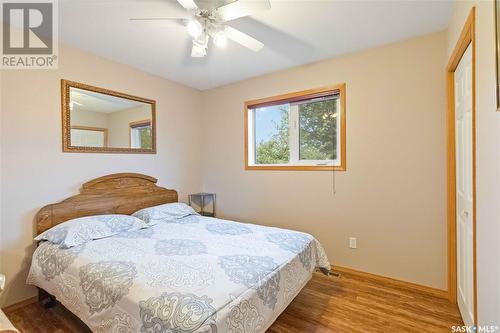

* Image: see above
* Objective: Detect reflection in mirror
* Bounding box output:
[70,88,152,149]
[62,80,156,153]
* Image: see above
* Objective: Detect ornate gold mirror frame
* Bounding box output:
[61,79,157,154]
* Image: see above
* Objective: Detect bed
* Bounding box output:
[27,173,330,333]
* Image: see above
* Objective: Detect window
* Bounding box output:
[245,84,346,171]
[130,120,152,149]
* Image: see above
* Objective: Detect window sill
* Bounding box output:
[245,165,346,171]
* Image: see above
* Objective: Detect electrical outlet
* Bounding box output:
[349,237,357,249]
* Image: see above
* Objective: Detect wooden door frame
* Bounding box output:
[446,6,477,324]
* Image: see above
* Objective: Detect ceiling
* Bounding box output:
[71,88,145,113]
[59,0,453,90]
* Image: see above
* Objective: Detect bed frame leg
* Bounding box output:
[38,288,56,308]
[330,270,341,277]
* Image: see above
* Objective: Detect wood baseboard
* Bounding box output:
[332,266,449,300]
[2,296,37,314]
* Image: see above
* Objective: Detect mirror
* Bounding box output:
[62,80,156,153]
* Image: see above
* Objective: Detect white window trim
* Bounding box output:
[290,97,341,167]
[130,127,142,148]
[247,96,341,168]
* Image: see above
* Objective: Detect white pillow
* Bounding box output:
[34,214,148,248]
[132,203,198,223]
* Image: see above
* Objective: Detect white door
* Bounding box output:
[71,129,105,147]
[454,44,474,327]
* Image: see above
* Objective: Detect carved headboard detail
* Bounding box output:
[35,173,178,234]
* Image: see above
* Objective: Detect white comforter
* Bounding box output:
[27,215,330,333]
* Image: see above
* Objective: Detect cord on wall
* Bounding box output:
[332,170,336,195]
[332,113,336,195]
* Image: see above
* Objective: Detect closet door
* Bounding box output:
[454,43,474,327]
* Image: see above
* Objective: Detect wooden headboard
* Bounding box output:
[35,173,178,234]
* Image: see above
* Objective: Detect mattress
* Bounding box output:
[27,215,330,333]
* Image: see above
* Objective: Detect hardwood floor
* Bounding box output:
[267,271,463,333]
[5,271,463,333]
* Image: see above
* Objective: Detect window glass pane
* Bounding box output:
[299,98,337,160]
[254,104,289,164]
[139,127,152,149]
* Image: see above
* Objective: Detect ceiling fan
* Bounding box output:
[130,0,270,58]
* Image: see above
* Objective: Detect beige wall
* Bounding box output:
[200,31,448,289]
[0,44,203,307]
[447,1,500,325]
[107,105,152,148]
[71,109,109,128]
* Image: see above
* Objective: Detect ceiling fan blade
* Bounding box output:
[130,17,186,27]
[216,0,270,22]
[225,26,263,52]
[177,0,198,10]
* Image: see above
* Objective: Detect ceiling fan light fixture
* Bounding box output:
[191,37,208,58]
[191,44,207,57]
[213,31,227,48]
[187,20,202,38]
[132,0,269,58]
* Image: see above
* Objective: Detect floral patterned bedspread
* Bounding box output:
[27,215,330,333]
